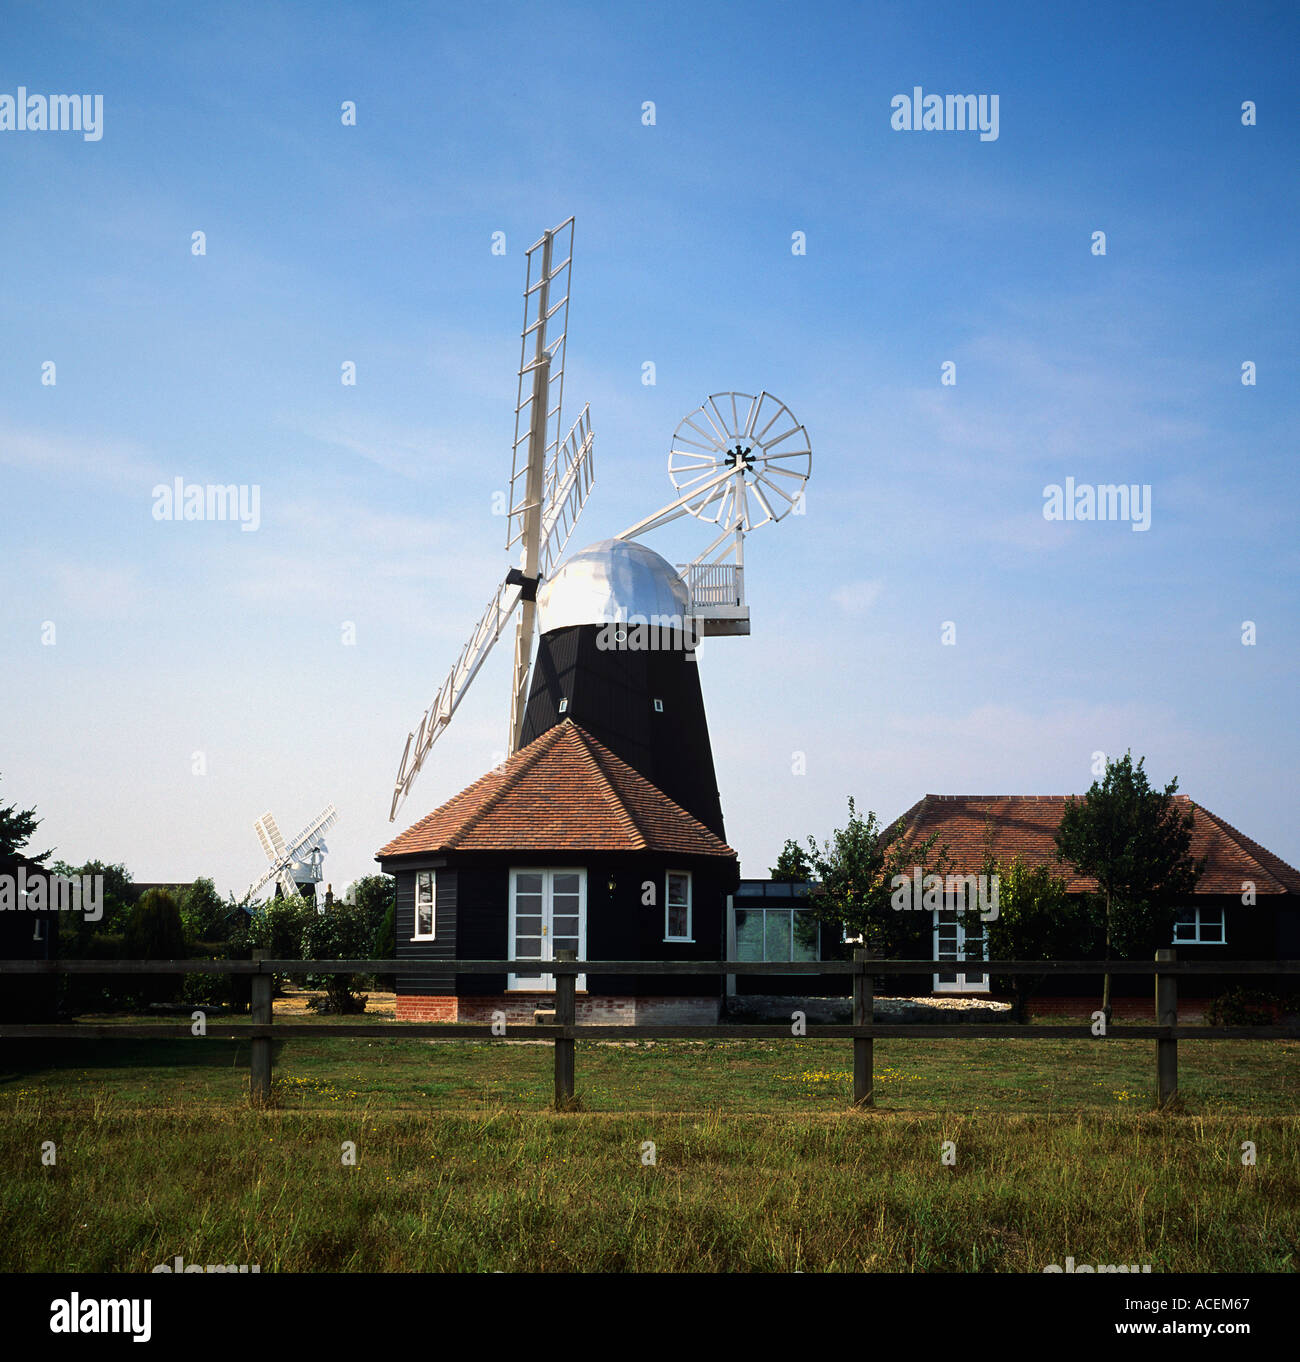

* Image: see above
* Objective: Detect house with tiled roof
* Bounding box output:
[377,720,739,1023]
[882,794,1300,1004]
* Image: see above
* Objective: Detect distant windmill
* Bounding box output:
[247,804,339,904]
[387,215,812,826]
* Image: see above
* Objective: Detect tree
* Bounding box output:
[803,797,950,959]
[1054,752,1205,1022]
[975,852,1090,1022]
[769,840,814,882]
[373,900,397,989]
[177,877,228,943]
[125,888,187,1005]
[231,895,317,968]
[350,874,396,941]
[301,901,374,1013]
[0,777,54,1020]
[0,774,51,873]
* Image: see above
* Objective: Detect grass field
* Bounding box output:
[2,1019,1297,1272]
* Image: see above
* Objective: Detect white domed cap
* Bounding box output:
[537,539,690,633]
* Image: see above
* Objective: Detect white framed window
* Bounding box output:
[414,870,436,940]
[1173,907,1225,945]
[508,868,586,991]
[932,907,988,994]
[665,871,692,941]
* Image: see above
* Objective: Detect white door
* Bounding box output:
[933,908,989,994]
[509,868,586,991]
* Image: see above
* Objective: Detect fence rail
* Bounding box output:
[1,951,1296,1110]
[5,957,1298,975]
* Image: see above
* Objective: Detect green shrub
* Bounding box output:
[124,889,186,1005]
[1206,988,1285,1027]
[57,931,132,1012]
[229,895,317,992]
[373,901,396,989]
[301,901,373,1013]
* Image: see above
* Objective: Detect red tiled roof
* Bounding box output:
[888,795,1300,895]
[377,720,736,860]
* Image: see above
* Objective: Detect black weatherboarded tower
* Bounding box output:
[519,538,725,840]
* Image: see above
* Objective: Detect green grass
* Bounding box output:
[1,1106,1295,1272]
[3,1030,1296,1271]
[3,1031,1297,1114]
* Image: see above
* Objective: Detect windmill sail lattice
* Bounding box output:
[389,218,595,822]
[247,803,339,902]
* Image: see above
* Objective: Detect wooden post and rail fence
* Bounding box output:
[1,950,1296,1110]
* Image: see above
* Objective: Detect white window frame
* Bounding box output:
[413,870,436,941]
[665,870,693,942]
[1173,906,1226,945]
[932,907,989,994]
[508,868,587,991]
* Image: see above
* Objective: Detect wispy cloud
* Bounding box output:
[0,425,163,489]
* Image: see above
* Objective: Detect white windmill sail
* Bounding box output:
[246,803,339,903]
[254,813,287,863]
[389,218,595,823]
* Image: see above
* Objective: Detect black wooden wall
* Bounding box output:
[387,850,739,998]
[519,625,726,841]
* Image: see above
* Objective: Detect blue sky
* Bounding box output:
[1,1,1296,896]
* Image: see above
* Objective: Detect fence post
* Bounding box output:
[554,950,576,1108]
[1155,947,1177,1108]
[250,949,272,1106]
[853,947,874,1107]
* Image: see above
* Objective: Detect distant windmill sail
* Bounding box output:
[247,803,339,903]
[389,217,596,822]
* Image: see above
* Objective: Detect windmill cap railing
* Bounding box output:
[679,561,743,608]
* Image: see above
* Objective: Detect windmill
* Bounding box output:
[389,215,595,821]
[246,804,339,904]
[512,392,811,838]
[387,218,812,828]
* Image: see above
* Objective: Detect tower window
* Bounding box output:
[653,698,664,712]
[558,698,569,713]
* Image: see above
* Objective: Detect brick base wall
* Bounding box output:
[395,995,460,1022]
[395,994,720,1025]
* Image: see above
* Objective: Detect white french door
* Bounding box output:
[933,907,989,993]
[509,868,586,991]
